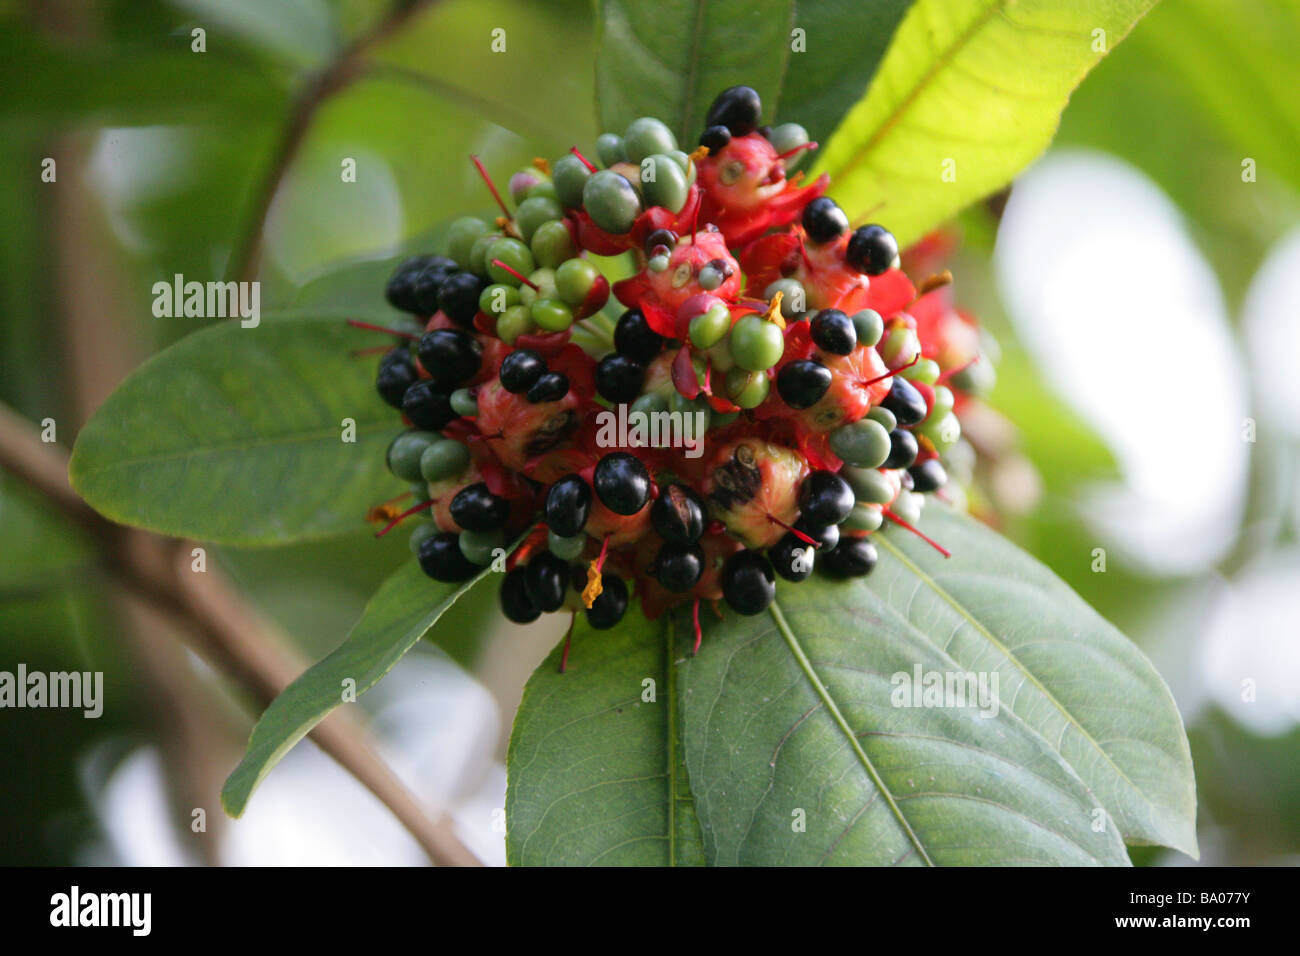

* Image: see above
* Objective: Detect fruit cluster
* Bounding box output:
[366,86,992,655]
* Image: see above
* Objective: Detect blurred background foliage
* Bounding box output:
[1,0,1296,865]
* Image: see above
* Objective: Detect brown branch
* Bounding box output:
[226,0,439,283]
[0,404,482,867]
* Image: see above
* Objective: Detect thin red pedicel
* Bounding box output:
[883,509,951,558]
[374,498,435,538]
[490,259,539,289]
[470,153,511,217]
[348,319,419,340]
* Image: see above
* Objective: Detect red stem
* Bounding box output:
[883,509,951,558]
[776,141,818,161]
[374,499,435,538]
[490,258,538,289]
[691,599,703,655]
[470,153,511,217]
[860,352,921,387]
[347,319,419,341]
[569,146,598,173]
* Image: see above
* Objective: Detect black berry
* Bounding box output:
[376,347,417,409]
[820,538,878,578]
[705,86,762,137]
[881,376,927,426]
[412,260,457,315]
[720,550,776,615]
[500,349,546,393]
[526,371,569,404]
[908,458,947,493]
[799,471,855,526]
[801,197,848,244]
[545,474,592,537]
[771,532,815,582]
[596,354,645,404]
[524,551,569,613]
[449,482,510,532]
[776,359,832,409]
[652,542,704,592]
[500,567,540,623]
[699,125,731,152]
[810,309,857,355]
[437,272,485,326]
[417,329,482,388]
[614,308,665,364]
[401,380,456,430]
[385,254,435,313]
[643,229,677,258]
[882,428,919,470]
[585,572,628,629]
[795,517,839,551]
[593,452,652,515]
[417,532,478,582]
[846,225,898,276]
[650,483,705,545]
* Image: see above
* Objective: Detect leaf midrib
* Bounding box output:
[824,0,1010,180]
[768,599,934,866]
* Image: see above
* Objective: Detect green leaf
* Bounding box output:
[594,0,913,146]
[680,507,1197,865]
[69,317,402,546]
[222,559,495,816]
[506,608,704,865]
[596,0,795,143]
[815,0,1158,246]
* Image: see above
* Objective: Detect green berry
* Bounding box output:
[725,368,770,409]
[765,278,807,318]
[648,253,670,272]
[902,357,940,385]
[528,181,558,201]
[623,117,677,163]
[842,502,883,533]
[486,237,534,286]
[704,339,735,373]
[639,153,689,214]
[531,297,574,332]
[866,405,897,432]
[410,480,431,503]
[418,438,470,483]
[468,233,498,279]
[555,257,600,308]
[928,385,955,423]
[669,149,697,186]
[828,419,892,468]
[387,430,440,482]
[450,388,478,418]
[496,304,535,345]
[548,530,586,561]
[552,154,592,209]
[851,309,884,347]
[630,392,669,416]
[668,390,711,430]
[916,410,961,452]
[530,219,575,268]
[514,196,564,244]
[583,170,642,234]
[596,133,627,167]
[769,123,810,169]
[688,302,732,349]
[459,528,503,566]
[519,267,557,306]
[891,489,923,526]
[950,358,996,397]
[729,314,785,371]
[480,283,521,316]
[409,522,438,556]
[880,325,921,368]
[447,216,490,269]
[842,466,895,505]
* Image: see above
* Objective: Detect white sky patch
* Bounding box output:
[995,150,1249,575]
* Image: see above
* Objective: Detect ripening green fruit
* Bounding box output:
[688,302,732,349]
[552,154,592,209]
[891,489,923,526]
[419,438,470,483]
[514,196,564,244]
[842,502,883,533]
[950,358,996,397]
[851,309,884,348]
[548,530,586,561]
[729,314,786,371]
[928,385,955,423]
[866,405,897,432]
[519,267,557,306]
[531,297,574,332]
[449,388,478,418]
[880,325,921,369]
[765,279,807,319]
[842,465,895,505]
[530,219,575,269]
[623,117,677,163]
[916,410,960,452]
[901,357,941,385]
[583,170,642,235]
[409,521,438,556]
[725,368,770,409]
[768,123,810,169]
[639,153,689,213]
[387,430,440,482]
[554,257,601,308]
[459,528,504,565]
[596,132,627,167]
[480,282,521,316]
[496,304,535,345]
[468,233,498,279]
[447,216,491,269]
[669,149,697,186]
[827,418,892,468]
[485,237,535,286]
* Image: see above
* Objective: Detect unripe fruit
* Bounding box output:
[419,438,470,483]
[555,257,601,307]
[640,153,689,213]
[729,314,785,371]
[552,154,592,209]
[583,170,642,234]
[530,219,576,268]
[447,216,491,269]
[531,297,574,332]
[624,117,678,164]
[828,418,892,469]
[851,309,884,348]
[725,368,770,409]
[595,132,627,167]
[486,237,535,286]
[688,302,732,349]
[514,196,564,244]
[387,430,440,482]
